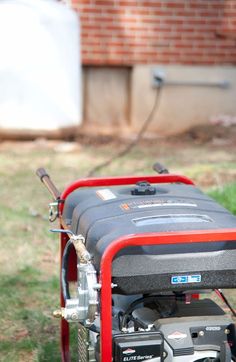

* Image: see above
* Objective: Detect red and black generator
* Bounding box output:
[37,166,236,362]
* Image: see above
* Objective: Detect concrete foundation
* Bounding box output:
[83,65,236,137]
[83,66,131,134]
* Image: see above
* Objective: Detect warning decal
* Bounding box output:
[96,189,117,201]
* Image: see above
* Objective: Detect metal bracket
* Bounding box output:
[48,199,64,222]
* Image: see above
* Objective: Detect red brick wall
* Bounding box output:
[72,0,236,65]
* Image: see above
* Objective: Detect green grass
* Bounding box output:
[0,139,235,361]
[0,267,60,362]
[208,182,236,215]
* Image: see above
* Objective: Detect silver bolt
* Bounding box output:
[71,313,78,320]
[93,283,102,290]
[199,330,204,337]
[85,319,92,327]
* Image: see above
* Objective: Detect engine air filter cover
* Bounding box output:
[113,331,164,362]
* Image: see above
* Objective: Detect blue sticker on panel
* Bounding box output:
[171,275,201,284]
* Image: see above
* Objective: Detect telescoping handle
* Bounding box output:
[36,167,61,200]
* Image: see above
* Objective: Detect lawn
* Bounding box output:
[0,137,235,361]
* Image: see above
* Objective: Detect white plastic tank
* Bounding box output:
[0,0,82,131]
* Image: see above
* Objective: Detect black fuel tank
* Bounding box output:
[63,183,236,294]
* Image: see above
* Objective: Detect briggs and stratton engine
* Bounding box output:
[78,296,236,362]
[37,168,236,362]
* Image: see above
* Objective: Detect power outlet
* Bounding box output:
[152,68,166,88]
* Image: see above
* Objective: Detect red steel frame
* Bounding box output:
[58,174,236,362]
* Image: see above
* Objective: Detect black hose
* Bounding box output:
[89,324,100,333]
[121,294,175,329]
[215,289,236,317]
[61,239,74,301]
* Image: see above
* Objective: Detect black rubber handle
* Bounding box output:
[153,162,169,174]
[36,167,49,182]
[36,167,61,200]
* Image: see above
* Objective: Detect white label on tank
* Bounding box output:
[96,189,117,201]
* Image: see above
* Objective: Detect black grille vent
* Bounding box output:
[173,347,194,357]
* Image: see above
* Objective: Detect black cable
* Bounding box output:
[61,239,73,301]
[87,84,163,177]
[215,289,236,317]
[121,294,174,329]
[88,324,100,333]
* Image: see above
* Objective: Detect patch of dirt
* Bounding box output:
[19,351,36,362]
[77,123,236,147]
[196,170,236,188]
[0,124,235,149]
[14,328,29,341]
[169,124,236,146]
[0,139,82,153]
